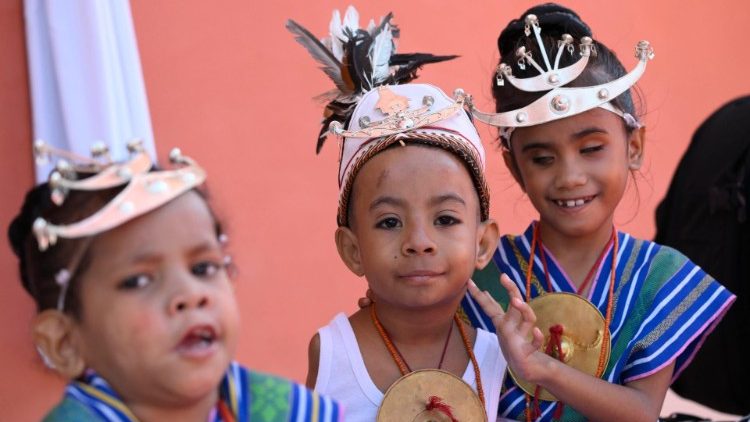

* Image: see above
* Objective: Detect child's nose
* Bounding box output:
[555,159,587,189]
[402,225,437,255]
[168,279,210,314]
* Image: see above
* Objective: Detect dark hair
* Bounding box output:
[8,175,225,319]
[341,137,490,228]
[492,3,641,127]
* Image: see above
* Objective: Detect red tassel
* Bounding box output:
[426,396,459,422]
[553,401,564,420]
[529,324,567,421]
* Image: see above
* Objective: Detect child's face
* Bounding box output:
[339,145,495,310]
[72,191,239,406]
[505,108,644,240]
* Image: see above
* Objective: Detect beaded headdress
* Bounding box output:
[31,140,207,311]
[470,13,654,145]
[288,7,489,226]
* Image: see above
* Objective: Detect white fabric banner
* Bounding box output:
[24,0,156,183]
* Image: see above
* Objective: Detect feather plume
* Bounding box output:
[286,19,349,94]
[288,7,457,153]
[369,14,395,83]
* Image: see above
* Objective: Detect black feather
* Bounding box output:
[388,53,459,84]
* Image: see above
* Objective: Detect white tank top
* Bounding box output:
[315,313,505,421]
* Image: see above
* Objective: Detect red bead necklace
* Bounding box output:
[369,304,486,407]
[523,223,618,421]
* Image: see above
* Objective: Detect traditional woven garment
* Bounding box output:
[42,362,343,422]
[462,222,736,421]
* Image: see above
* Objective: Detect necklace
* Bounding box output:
[523,223,618,421]
[369,304,485,407]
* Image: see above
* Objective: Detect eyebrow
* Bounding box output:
[128,241,218,264]
[369,194,466,212]
[369,196,405,211]
[430,193,466,208]
[520,126,609,153]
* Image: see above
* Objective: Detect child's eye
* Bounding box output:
[192,261,222,278]
[435,215,461,226]
[531,155,553,165]
[118,274,152,290]
[581,145,604,154]
[375,217,402,229]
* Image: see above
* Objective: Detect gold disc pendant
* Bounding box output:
[509,292,611,401]
[377,369,487,421]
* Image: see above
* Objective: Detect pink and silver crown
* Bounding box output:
[31,141,207,311]
[32,140,206,251]
[471,14,654,143]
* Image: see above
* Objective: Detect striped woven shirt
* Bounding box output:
[43,362,343,422]
[462,223,735,421]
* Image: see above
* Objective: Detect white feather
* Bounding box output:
[343,6,359,32]
[328,9,345,61]
[369,22,393,83]
[367,18,376,33]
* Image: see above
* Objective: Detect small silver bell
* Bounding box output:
[169,148,183,164]
[422,95,434,107]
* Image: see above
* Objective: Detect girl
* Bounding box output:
[9,142,342,421]
[463,4,736,421]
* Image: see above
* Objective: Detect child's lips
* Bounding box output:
[176,324,220,359]
[398,270,444,283]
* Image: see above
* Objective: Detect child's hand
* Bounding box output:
[357,288,374,308]
[468,275,546,383]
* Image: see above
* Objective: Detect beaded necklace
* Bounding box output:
[523,223,618,421]
[369,304,486,407]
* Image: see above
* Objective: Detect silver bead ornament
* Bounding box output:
[329,121,344,136]
[551,95,571,114]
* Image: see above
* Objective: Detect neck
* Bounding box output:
[371,295,462,345]
[128,389,218,422]
[536,219,614,288]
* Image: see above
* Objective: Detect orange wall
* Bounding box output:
[2,0,749,418]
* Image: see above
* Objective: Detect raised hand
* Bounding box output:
[468,275,546,383]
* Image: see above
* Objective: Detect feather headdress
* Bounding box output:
[286,6,457,153]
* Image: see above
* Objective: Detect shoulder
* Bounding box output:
[42,396,103,422]
[242,367,345,421]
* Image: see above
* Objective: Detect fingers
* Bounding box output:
[358,288,375,309]
[500,273,524,302]
[467,280,505,321]
[357,297,372,309]
[531,327,544,350]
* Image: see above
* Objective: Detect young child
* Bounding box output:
[463,4,736,421]
[289,7,506,421]
[9,141,342,421]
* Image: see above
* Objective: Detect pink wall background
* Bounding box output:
[1,0,748,418]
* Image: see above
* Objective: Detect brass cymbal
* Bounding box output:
[377,369,487,421]
[509,292,610,402]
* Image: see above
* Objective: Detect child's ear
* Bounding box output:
[335,226,365,276]
[32,310,86,379]
[502,149,525,191]
[628,126,646,170]
[475,219,500,269]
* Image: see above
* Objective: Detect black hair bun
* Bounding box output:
[497,3,592,56]
[7,184,52,294]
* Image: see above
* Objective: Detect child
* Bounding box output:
[463,4,736,421]
[9,141,342,421]
[289,7,506,421]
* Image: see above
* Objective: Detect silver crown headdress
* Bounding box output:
[32,140,206,311]
[471,14,654,144]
